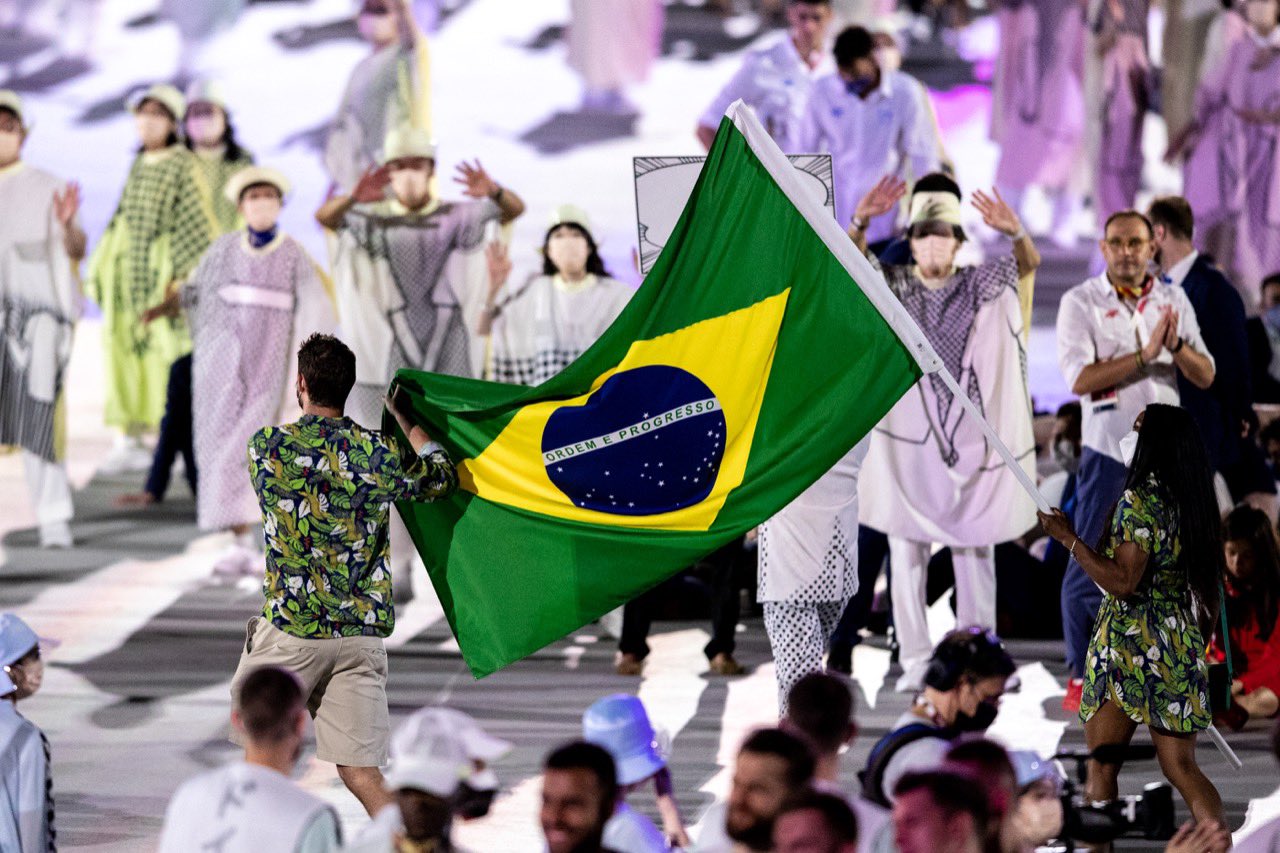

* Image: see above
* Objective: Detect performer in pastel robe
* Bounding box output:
[324,0,430,193]
[85,83,215,472]
[145,168,334,575]
[990,0,1086,248]
[478,206,633,385]
[1088,0,1150,223]
[1171,0,1280,305]
[850,176,1040,692]
[117,79,255,510]
[0,91,86,549]
[566,0,663,113]
[318,125,524,598]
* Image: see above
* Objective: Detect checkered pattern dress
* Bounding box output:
[87,146,215,428]
[190,148,254,234]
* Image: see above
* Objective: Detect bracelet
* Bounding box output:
[1069,537,1079,557]
[1009,229,1027,241]
[850,216,866,232]
[1135,351,1145,371]
[1171,336,1184,353]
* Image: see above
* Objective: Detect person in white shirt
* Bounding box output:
[796,26,942,244]
[158,666,341,853]
[0,614,55,853]
[695,0,835,152]
[781,673,893,853]
[346,706,511,852]
[1054,210,1215,706]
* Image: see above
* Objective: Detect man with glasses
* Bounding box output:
[1054,210,1214,711]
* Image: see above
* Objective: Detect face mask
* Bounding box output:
[1118,430,1140,468]
[135,113,171,146]
[1264,304,1280,331]
[241,196,281,232]
[844,75,876,96]
[357,11,397,44]
[547,232,590,275]
[390,168,431,208]
[1052,438,1080,474]
[0,129,20,165]
[911,235,959,279]
[953,699,999,732]
[185,113,226,147]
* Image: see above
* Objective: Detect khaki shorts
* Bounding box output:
[230,616,390,767]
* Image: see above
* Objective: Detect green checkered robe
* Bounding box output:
[190,148,254,234]
[87,145,216,429]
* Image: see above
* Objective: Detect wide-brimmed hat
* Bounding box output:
[224,166,291,204]
[128,84,186,123]
[0,90,29,130]
[582,694,666,786]
[184,79,228,113]
[381,126,437,164]
[0,613,56,668]
[384,707,512,796]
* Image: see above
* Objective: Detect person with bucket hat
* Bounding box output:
[347,706,511,851]
[583,694,688,851]
[850,174,1041,693]
[0,90,86,549]
[319,125,524,602]
[140,166,335,577]
[86,82,215,475]
[0,613,57,852]
[115,78,256,513]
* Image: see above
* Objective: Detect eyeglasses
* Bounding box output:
[1104,238,1149,254]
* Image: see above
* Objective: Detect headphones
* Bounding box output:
[922,626,1008,692]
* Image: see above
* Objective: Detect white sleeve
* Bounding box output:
[1056,290,1095,391]
[294,807,342,853]
[699,54,760,130]
[1173,286,1215,373]
[880,737,951,804]
[903,81,943,178]
[795,88,823,153]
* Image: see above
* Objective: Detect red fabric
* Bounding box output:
[1210,588,1280,695]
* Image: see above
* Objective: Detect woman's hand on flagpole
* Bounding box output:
[1036,508,1077,548]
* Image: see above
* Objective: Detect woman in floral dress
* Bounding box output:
[1039,403,1226,833]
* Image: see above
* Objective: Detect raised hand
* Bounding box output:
[53,181,81,226]
[485,241,512,296]
[351,165,391,203]
[454,159,499,199]
[853,175,907,225]
[1161,309,1182,349]
[972,187,1023,237]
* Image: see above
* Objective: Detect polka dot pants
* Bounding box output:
[762,599,847,715]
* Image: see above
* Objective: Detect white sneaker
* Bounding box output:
[39,521,74,549]
[212,545,255,577]
[99,437,153,475]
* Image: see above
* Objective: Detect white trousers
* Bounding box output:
[762,600,846,716]
[22,450,72,526]
[888,537,996,674]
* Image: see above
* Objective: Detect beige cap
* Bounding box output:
[381,126,437,164]
[0,90,27,130]
[184,79,228,113]
[224,166,291,204]
[548,204,591,232]
[909,191,963,227]
[128,83,186,122]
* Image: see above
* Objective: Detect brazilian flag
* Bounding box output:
[389,101,941,677]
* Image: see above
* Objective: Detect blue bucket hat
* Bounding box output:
[582,694,666,786]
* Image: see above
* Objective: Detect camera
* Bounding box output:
[1051,744,1177,849]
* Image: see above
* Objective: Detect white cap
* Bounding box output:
[224,166,291,204]
[381,126,437,164]
[384,707,512,796]
[184,79,228,113]
[128,83,186,123]
[0,90,28,130]
[908,190,963,227]
[548,204,592,233]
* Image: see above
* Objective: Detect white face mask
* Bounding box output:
[911,234,960,280]
[1118,430,1140,468]
[135,112,172,148]
[357,11,397,45]
[0,129,20,165]
[389,167,431,209]
[546,230,591,276]
[240,196,281,232]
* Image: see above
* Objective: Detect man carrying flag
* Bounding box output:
[386,100,1043,679]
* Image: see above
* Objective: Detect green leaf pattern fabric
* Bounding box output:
[1080,474,1211,732]
[247,415,457,639]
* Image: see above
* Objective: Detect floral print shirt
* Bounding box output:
[248,414,457,638]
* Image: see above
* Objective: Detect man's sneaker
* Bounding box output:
[39,521,73,549]
[615,652,644,676]
[708,653,746,676]
[99,437,152,475]
[1062,677,1084,713]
